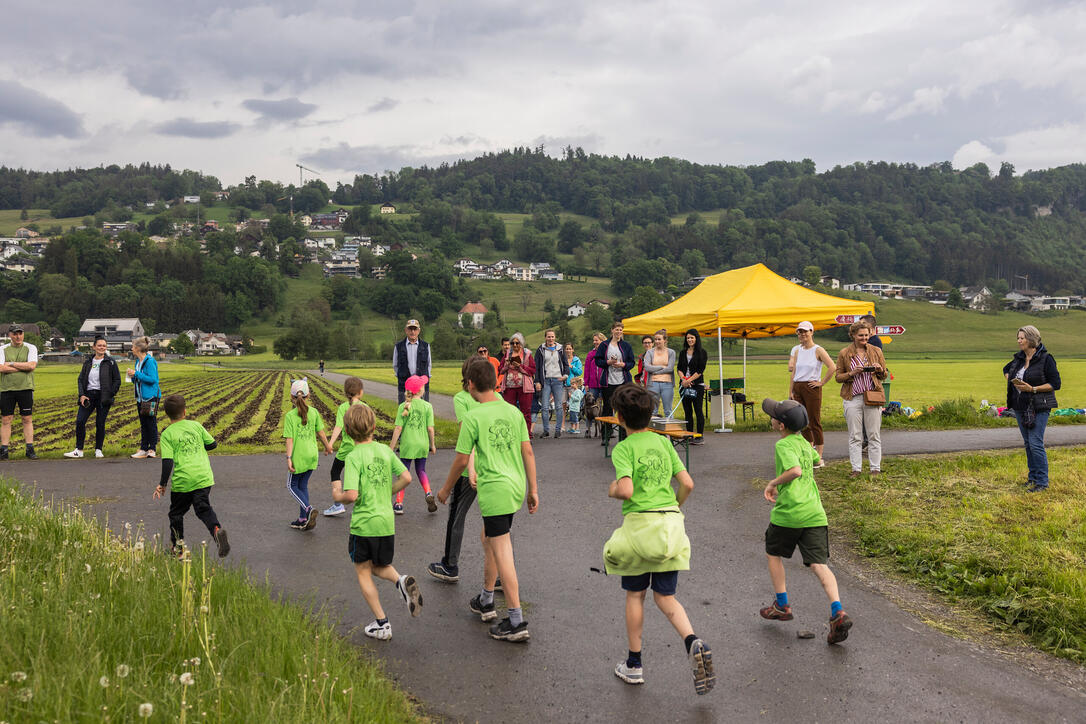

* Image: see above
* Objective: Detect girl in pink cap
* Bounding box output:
[389,375,437,514]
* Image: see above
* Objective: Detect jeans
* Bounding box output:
[843,395,881,471]
[539,378,565,433]
[287,469,314,518]
[138,399,159,451]
[1017,410,1049,488]
[442,476,477,569]
[648,380,675,417]
[75,390,112,451]
[168,487,220,547]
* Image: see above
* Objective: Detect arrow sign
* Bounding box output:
[876,325,905,335]
[835,314,857,323]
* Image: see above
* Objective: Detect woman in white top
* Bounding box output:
[788,321,836,462]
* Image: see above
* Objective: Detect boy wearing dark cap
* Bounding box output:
[759,398,852,645]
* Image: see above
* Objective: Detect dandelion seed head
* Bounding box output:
[85,564,91,573]
[17,688,32,701]
[138,702,153,718]
[10,671,27,682]
[179,672,194,686]
[199,605,209,614]
[116,664,130,678]
[99,676,110,688]
[134,541,145,552]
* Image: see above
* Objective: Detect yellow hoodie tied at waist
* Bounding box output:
[603,507,691,576]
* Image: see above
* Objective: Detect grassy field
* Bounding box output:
[815,447,1086,662]
[0,478,420,722]
[0,208,86,235]
[669,209,727,225]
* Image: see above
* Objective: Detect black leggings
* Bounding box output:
[600,386,627,443]
[168,488,220,547]
[682,387,705,434]
[75,391,112,451]
[138,401,159,451]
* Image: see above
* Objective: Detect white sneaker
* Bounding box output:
[396,575,423,617]
[131,450,149,459]
[63,449,84,458]
[146,450,156,458]
[94,450,104,458]
[322,503,346,516]
[364,620,392,640]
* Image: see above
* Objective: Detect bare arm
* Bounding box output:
[317,429,333,454]
[331,483,358,504]
[675,470,694,506]
[285,438,295,473]
[327,425,342,448]
[608,476,633,500]
[391,469,413,495]
[787,350,797,397]
[428,426,436,455]
[389,425,402,451]
[764,466,801,502]
[817,347,836,386]
[521,440,539,513]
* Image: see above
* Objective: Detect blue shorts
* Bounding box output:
[621,571,678,596]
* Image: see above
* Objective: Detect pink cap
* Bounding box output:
[405,375,429,394]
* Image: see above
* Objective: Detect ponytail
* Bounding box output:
[294,394,310,423]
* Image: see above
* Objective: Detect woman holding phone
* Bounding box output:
[834,321,888,476]
[499,332,537,434]
[63,336,121,458]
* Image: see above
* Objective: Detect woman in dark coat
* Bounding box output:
[64,336,121,458]
[676,328,708,443]
[593,320,636,444]
[1003,325,1060,492]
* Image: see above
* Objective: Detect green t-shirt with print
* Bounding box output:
[612,431,684,516]
[395,398,434,459]
[455,399,529,517]
[453,389,480,422]
[335,400,369,461]
[159,419,215,493]
[283,406,325,473]
[770,433,827,528]
[344,441,408,537]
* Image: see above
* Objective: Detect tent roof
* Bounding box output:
[623,264,873,338]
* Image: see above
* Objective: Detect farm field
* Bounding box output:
[0,208,85,235]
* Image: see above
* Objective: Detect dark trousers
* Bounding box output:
[600,386,627,443]
[682,387,705,434]
[397,380,430,403]
[138,399,159,451]
[168,488,220,547]
[75,391,112,451]
[442,476,477,569]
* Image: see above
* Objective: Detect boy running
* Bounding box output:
[438,357,539,642]
[759,398,852,644]
[152,394,229,558]
[603,384,714,694]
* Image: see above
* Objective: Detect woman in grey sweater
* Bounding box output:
[642,329,677,417]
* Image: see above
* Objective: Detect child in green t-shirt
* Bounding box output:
[603,384,714,695]
[389,375,437,515]
[437,357,539,642]
[330,403,421,640]
[323,376,367,517]
[152,394,229,558]
[283,378,333,532]
[759,397,852,645]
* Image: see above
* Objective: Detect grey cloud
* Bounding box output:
[242,97,317,122]
[125,64,186,100]
[153,118,241,138]
[367,97,399,113]
[0,80,84,138]
[301,142,481,174]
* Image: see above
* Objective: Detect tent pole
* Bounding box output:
[715,325,731,433]
[743,337,747,385]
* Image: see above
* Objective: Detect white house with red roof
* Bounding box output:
[457,301,488,329]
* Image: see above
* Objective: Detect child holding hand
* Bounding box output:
[389,375,436,515]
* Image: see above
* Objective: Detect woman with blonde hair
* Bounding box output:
[126,336,161,458]
[834,322,888,476]
[1003,325,1061,492]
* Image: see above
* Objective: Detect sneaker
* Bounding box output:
[539,431,550,439]
[289,518,307,530]
[213,527,230,558]
[827,611,853,644]
[131,450,149,459]
[688,638,715,695]
[759,602,794,620]
[427,561,459,582]
[147,450,156,458]
[303,506,318,530]
[25,445,38,460]
[614,661,644,685]
[396,575,423,617]
[494,577,503,593]
[95,449,104,458]
[64,449,85,459]
[870,470,881,476]
[691,438,705,446]
[1027,484,1048,493]
[489,617,530,642]
[322,503,346,516]
[393,502,404,515]
[425,493,437,513]
[0,447,8,461]
[364,620,392,640]
[468,594,497,621]
[555,429,561,439]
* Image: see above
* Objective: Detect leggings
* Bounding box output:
[502,387,535,432]
[287,469,314,519]
[75,391,112,451]
[395,457,431,504]
[681,387,705,434]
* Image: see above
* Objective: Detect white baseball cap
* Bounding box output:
[290,378,310,397]
[797,321,814,332]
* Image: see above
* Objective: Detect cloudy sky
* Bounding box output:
[2,0,1085,186]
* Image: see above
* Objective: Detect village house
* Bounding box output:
[958,286,993,310]
[820,275,841,289]
[76,318,146,352]
[324,260,360,278]
[183,195,201,204]
[0,258,37,274]
[380,203,396,214]
[458,302,488,329]
[588,299,611,310]
[15,227,39,238]
[567,302,587,318]
[1030,296,1071,312]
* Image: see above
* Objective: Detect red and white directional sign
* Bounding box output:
[835,314,857,323]
[876,325,905,335]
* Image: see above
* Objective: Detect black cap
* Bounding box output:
[8,323,23,333]
[761,398,809,432]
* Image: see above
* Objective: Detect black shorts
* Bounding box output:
[765,524,829,566]
[0,389,33,417]
[348,534,395,566]
[482,513,515,538]
[621,571,679,596]
[330,457,346,483]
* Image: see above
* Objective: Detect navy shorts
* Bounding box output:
[348,534,394,566]
[621,571,679,596]
[482,513,514,537]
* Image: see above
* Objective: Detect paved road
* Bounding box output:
[8,423,1086,723]
[310,370,457,420]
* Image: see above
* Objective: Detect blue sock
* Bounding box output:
[480,588,494,606]
[775,591,789,608]
[508,607,523,627]
[831,600,843,617]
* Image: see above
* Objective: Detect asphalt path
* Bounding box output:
[7,421,1086,721]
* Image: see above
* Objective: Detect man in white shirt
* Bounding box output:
[392,319,432,403]
[0,323,39,460]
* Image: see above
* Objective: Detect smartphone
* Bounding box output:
[862,365,878,372]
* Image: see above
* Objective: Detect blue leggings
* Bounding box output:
[287,469,314,519]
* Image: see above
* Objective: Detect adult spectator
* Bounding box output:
[64,336,121,459]
[676,329,707,443]
[563,342,583,388]
[788,321,835,464]
[499,333,537,434]
[533,329,570,438]
[497,337,511,389]
[1004,325,1061,492]
[834,322,888,476]
[643,329,676,417]
[583,332,606,399]
[0,323,39,460]
[635,335,653,385]
[392,319,431,403]
[593,321,635,444]
[126,336,161,459]
[477,344,500,378]
[859,313,881,450]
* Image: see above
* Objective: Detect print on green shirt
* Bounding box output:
[455,399,528,517]
[283,406,325,473]
[343,442,408,537]
[611,431,684,516]
[770,433,827,528]
[334,400,369,461]
[395,398,434,459]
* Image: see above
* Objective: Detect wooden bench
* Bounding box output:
[595,416,702,469]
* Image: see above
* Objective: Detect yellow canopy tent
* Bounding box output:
[623,263,872,429]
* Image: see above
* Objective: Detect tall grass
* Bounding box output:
[0,480,420,722]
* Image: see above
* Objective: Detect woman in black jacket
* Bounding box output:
[676,329,708,442]
[63,336,121,459]
[1003,325,1060,492]
[593,320,636,445]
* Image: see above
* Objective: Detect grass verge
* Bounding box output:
[0,479,421,722]
[817,447,1086,662]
